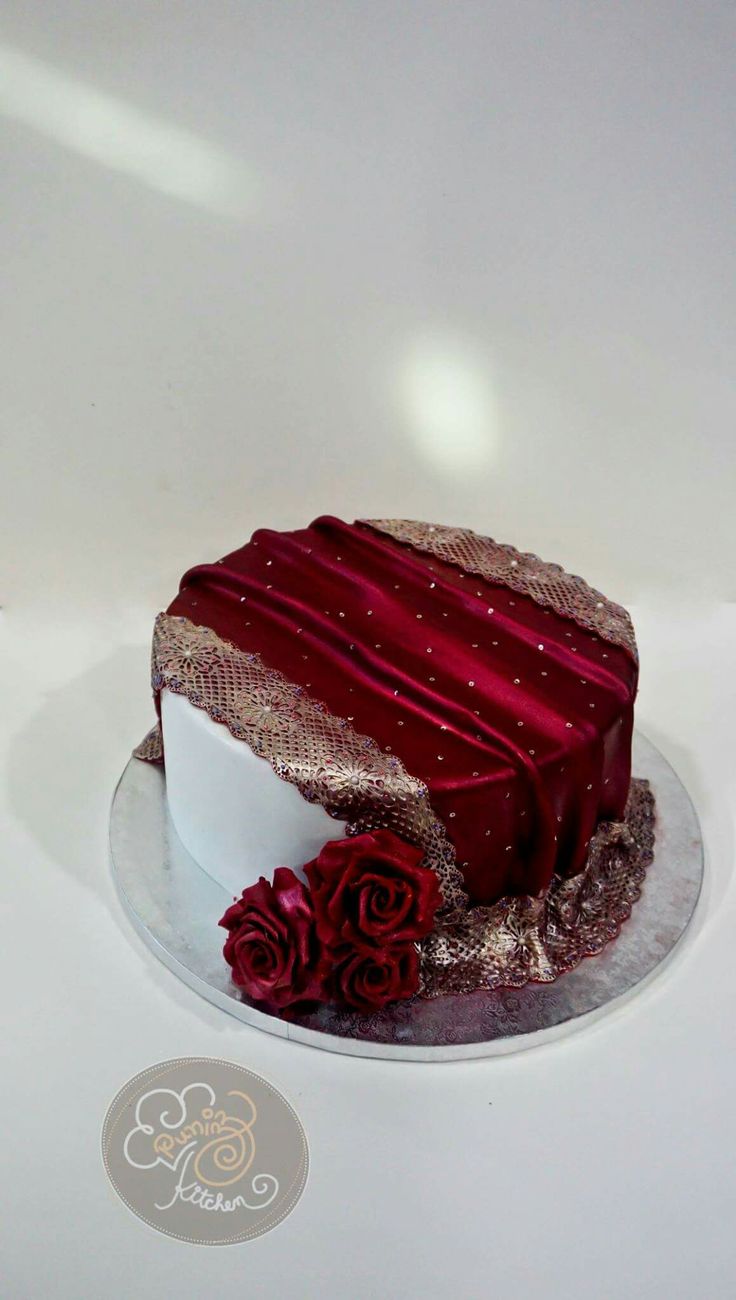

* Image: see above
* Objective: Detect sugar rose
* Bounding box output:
[305,829,441,950]
[332,942,421,1010]
[219,867,329,1009]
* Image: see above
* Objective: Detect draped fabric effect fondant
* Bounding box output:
[163,517,638,905]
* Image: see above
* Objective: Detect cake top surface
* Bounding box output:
[163,516,637,902]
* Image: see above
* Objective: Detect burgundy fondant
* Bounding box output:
[166,517,637,905]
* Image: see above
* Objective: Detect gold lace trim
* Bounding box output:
[421,779,655,994]
[136,614,469,918]
[133,724,164,763]
[363,519,638,662]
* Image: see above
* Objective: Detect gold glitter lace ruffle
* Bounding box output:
[134,613,655,996]
[420,779,655,995]
[363,519,638,662]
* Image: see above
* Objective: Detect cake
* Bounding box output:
[135,517,655,1012]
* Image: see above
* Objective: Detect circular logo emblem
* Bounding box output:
[101,1057,308,1244]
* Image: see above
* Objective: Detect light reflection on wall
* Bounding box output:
[398,335,499,476]
[0,45,256,218]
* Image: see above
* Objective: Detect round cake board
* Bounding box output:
[109,733,702,1061]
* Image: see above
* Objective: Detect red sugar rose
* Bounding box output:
[332,942,421,1010]
[305,829,441,950]
[219,867,329,1010]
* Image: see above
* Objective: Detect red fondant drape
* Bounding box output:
[167,517,637,905]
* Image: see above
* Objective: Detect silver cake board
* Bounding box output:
[109,733,702,1061]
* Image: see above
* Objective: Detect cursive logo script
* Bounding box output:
[102,1059,308,1243]
[123,1082,278,1213]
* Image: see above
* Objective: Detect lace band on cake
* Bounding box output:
[134,613,655,996]
[135,613,469,918]
[362,519,638,662]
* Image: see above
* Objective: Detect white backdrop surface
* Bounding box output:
[2,3,735,1297]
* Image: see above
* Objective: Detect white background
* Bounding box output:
[2,4,735,1297]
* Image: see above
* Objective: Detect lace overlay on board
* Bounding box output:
[363,519,638,662]
[133,724,164,763]
[421,779,655,995]
[134,613,656,996]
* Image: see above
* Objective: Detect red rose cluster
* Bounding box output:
[219,830,441,1012]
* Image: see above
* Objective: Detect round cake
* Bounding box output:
[135,517,655,1010]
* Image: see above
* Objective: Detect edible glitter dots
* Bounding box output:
[468,680,475,687]
[565,721,572,728]
[537,644,544,651]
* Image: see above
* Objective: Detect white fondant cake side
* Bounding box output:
[161,688,347,898]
